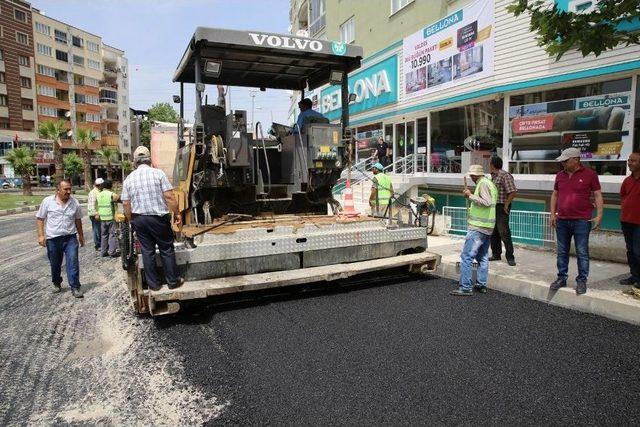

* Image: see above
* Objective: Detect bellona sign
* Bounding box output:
[320,55,398,120]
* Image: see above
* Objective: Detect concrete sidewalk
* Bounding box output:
[428,234,640,326]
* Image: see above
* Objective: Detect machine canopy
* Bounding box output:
[173,27,363,91]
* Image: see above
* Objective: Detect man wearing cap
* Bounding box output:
[550,147,603,295]
[87,178,104,251]
[451,164,498,296]
[369,162,393,215]
[96,180,121,257]
[294,98,326,133]
[122,146,183,291]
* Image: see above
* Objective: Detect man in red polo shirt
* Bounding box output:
[549,147,603,295]
[620,152,640,292]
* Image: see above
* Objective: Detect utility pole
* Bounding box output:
[249,89,257,131]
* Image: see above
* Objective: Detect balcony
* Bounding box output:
[103,66,119,76]
[99,81,118,90]
[101,134,119,147]
[101,113,118,122]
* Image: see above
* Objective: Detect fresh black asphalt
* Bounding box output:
[156,270,640,425]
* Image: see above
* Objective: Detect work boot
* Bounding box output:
[489,255,501,262]
[619,277,635,286]
[576,281,587,295]
[550,278,567,291]
[507,259,516,267]
[168,277,185,290]
[52,283,62,293]
[450,289,473,296]
[71,288,84,299]
[473,285,487,294]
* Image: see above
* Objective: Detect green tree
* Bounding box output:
[5,147,35,196]
[508,0,640,60]
[121,159,133,179]
[75,127,97,191]
[38,119,68,185]
[140,102,180,148]
[96,147,118,181]
[63,153,84,187]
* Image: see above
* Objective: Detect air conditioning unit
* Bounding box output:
[568,0,601,14]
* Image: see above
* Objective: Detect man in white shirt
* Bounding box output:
[121,146,183,291]
[36,179,85,298]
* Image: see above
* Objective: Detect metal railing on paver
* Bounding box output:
[442,206,555,244]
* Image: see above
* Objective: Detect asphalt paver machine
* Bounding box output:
[121,27,440,315]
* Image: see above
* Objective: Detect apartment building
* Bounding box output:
[0,0,38,176]
[0,0,130,180]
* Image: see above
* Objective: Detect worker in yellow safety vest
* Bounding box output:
[451,164,498,296]
[369,162,393,215]
[95,180,121,257]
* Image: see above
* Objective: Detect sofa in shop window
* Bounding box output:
[510,106,625,160]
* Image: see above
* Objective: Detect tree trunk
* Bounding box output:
[106,164,113,181]
[83,149,92,191]
[22,172,32,196]
[53,141,64,186]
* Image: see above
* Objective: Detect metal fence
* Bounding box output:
[442,206,555,244]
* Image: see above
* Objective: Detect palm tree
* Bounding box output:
[63,153,84,188]
[38,119,67,186]
[5,147,35,196]
[96,147,118,181]
[121,159,133,179]
[75,127,97,191]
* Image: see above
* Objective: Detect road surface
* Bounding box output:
[1,211,639,425]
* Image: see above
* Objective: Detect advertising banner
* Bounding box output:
[402,0,494,99]
[320,55,398,121]
[509,92,632,163]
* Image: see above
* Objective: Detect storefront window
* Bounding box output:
[508,78,632,175]
[416,117,428,172]
[634,76,640,154]
[430,99,504,173]
[355,123,382,163]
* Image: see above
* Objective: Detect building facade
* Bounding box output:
[290,0,640,232]
[0,0,130,180]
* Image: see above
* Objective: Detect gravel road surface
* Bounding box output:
[1,211,640,425]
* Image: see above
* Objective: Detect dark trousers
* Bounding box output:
[490,204,514,261]
[132,214,178,290]
[46,234,80,289]
[621,222,640,283]
[100,220,118,256]
[90,216,101,249]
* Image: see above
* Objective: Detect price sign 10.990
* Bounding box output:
[410,54,430,70]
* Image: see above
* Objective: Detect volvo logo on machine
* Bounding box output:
[248,33,323,52]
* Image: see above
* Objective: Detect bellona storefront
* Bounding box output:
[314,0,640,233]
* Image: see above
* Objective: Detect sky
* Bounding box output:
[29,0,293,127]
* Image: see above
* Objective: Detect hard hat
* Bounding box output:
[94,178,104,185]
[372,162,384,171]
[133,146,150,158]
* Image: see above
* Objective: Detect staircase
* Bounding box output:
[334,155,425,214]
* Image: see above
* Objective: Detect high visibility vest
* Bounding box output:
[375,173,392,206]
[97,190,115,221]
[468,177,498,229]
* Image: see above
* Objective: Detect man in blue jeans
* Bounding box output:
[36,179,85,298]
[451,164,498,296]
[550,148,603,295]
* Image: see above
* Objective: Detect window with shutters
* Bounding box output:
[35,22,50,36]
[37,43,52,56]
[20,77,31,88]
[18,55,30,67]
[16,31,29,46]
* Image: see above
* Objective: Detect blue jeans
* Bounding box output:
[621,222,640,283]
[556,219,591,283]
[90,216,101,249]
[459,230,491,292]
[46,234,81,290]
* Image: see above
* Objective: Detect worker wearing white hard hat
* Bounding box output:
[87,177,105,251]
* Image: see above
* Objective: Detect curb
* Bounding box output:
[0,204,41,217]
[0,198,88,218]
[436,255,640,326]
